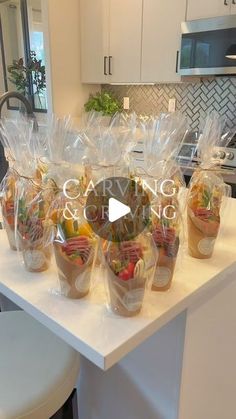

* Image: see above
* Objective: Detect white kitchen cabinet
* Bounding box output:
[80,0,142,84]
[80,0,110,83]
[230,0,236,14]
[141,0,186,83]
[109,0,142,83]
[186,0,231,20]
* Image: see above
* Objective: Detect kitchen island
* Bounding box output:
[0,197,236,419]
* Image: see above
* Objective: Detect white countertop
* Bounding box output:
[0,198,236,370]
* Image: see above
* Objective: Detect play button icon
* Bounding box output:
[84,177,150,242]
[108,198,130,222]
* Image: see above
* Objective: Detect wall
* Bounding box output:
[104,77,236,130]
[42,0,99,120]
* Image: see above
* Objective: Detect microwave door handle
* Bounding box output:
[176,51,179,73]
[190,39,196,69]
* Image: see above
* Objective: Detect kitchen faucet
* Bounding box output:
[0,91,38,181]
[0,91,38,131]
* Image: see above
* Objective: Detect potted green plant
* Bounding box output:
[84,91,122,117]
[8,51,46,109]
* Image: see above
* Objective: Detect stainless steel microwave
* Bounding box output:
[179,15,236,76]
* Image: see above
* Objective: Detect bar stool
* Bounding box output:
[0,311,80,419]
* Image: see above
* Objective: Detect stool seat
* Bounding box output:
[0,311,80,419]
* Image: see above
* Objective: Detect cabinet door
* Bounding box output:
[230,0,236,14]
[109,0,142,83]
[80,0,110,83]
[141,0,186,83]
[187,0,230,20]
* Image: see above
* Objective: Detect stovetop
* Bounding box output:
[178,131,236,169]
[183,131,236,147]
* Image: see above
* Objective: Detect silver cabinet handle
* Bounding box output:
[104,56,108,75]
[108,56,112,75]
[232,0,236,4]
[224,0,228,5]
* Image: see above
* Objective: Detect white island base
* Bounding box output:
[0,198,236,419]
[78,311,187,419]
[77,265,236,419]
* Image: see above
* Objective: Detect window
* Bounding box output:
[0,0,47,112]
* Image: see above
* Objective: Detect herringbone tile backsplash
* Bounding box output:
[103,77,236,130]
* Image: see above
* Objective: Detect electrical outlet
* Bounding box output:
[123,97,130,110]
[168,98,176,113]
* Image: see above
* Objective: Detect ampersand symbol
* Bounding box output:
[63,201,79,221]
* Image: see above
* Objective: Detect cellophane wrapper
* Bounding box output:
[32,115,85,176]
[151,194,182,291]
[0,167,19,250]
[15,177,54,272]
[0,117,37,251]
[130,113,187,201]
[187,112,233,259]
[42,161,90,205]
[187,171,231,258]
[102,232,157,317]
[82,111,139,183]
[48,191,97,299]
[132,112,188,291]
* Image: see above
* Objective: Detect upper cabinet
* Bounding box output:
[80,0,186,84]
[141,0,186,83]
[80,0,109,83]
[109,0,142,83]
[231,0,236,14]
[186,0,235,20]
[80,0,142,83]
